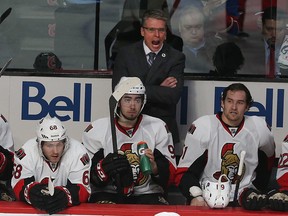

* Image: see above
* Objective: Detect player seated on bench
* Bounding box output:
[82,76,176,204]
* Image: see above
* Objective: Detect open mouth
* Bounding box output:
[152,40,160,45]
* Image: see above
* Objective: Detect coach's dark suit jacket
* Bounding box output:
[112,40,185,143]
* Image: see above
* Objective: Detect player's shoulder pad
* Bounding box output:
[193,115,214,127]
[84,117,109,133]
[142,114,166,127]
[69,138,88,151]
[187,115,214,135]
[246,115,270,129]
[15,139,38,160]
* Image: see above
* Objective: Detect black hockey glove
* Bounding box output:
[268,189,288,211]
[44,186,72,214]
[24,182,49,211]
[0,146,13,180]
[112,164,134,196]
[240,188,267,210]
[96,153,131,182]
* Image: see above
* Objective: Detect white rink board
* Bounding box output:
[0,77,286,157]
[2,76,111,151]
[176,80,288,157]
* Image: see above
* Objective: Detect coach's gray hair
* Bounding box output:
[141,9,168,26]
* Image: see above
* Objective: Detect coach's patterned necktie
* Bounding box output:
[147,52,156,66]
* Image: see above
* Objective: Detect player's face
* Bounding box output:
[179,12,205,47]
[119,94,143,121]
[141,18,167,52]
[221,90,249,126]
[42,140,65,164]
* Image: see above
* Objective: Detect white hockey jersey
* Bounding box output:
[176,114,275,200]
[0,114,14,152]
[82,114,176,195]
[12,137,91,201]
[276,135,288,190]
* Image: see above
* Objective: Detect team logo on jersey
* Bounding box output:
[213,143,245,184]
[228,127,238,137]
[120,143,148,186]
[15,148,26,160]
[80,153,89,166]
[188,124,196,134]
[126,128,134,137]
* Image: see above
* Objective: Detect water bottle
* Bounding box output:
[137,141,152,176]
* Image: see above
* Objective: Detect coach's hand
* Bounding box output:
[268,189,288,211]
[240,188,267,210]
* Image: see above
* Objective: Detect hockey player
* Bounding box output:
[12,116,90,214]
[82,76,176,204]
[268,134,288,211]
[0,114,15,201]
[175,83,275,210]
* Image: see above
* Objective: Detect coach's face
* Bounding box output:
[221,90,249,126]
[141,18,166,52]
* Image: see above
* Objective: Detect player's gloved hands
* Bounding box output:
[0,146,13,181]
[45,186,72,214]
[240,188,267,210]
[113,166,134,196]
[96,153,131,182]
[268,189,288,211]
[24,182,49,210]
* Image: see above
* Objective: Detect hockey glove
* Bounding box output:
[44,186,72,214]
[0,146,13,180]
[24,182,49,210]
[96,153,131,182]
[268,189,288,211]
[240,188,267,210]
[112,165,134,196]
